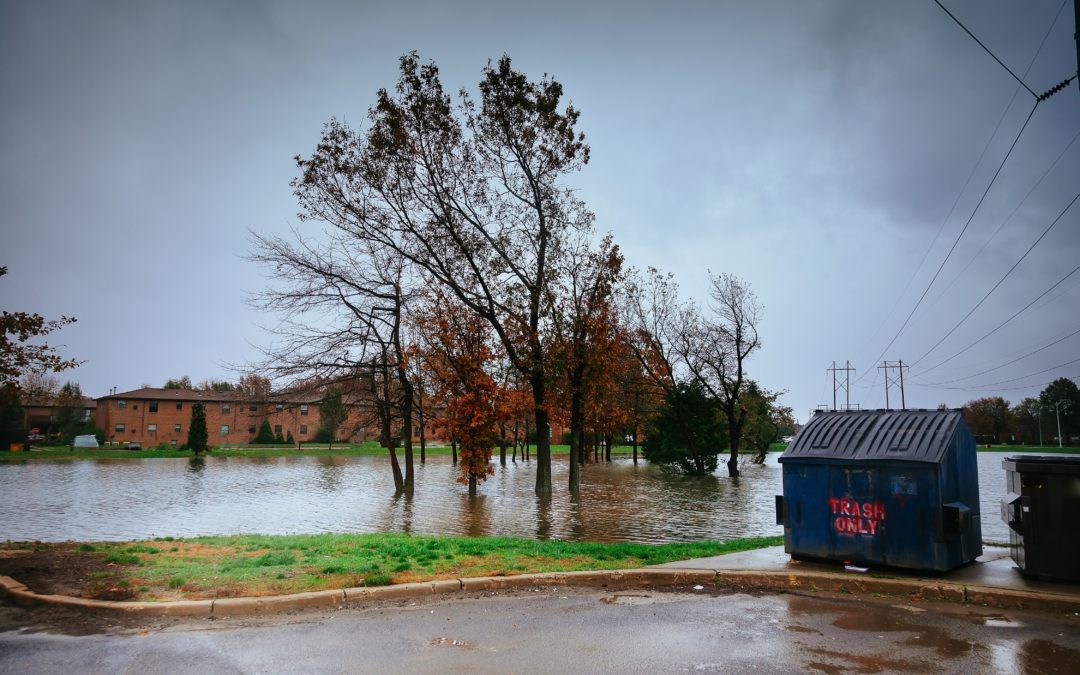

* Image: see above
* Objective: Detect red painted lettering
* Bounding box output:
[827,497,886,536]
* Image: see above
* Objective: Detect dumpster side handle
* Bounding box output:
[1001,493,1023,533]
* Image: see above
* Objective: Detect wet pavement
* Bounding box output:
[657,545,1080,598]
[2,586,1078,674]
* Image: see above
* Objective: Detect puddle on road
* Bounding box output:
[785,624,821,635]
[599,594,655,605]
[596,592,704,607]
[804,647,932,674]
[786,596,974,662]
[429,636,474,650]
[1018,639,1080,675]
[960,612,1020,628]
[830,607,974,657]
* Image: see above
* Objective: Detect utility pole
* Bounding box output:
[878,361,909,410]
[1052,400,1070,448]
[826,360,856,411]
[1074,0,1079,93]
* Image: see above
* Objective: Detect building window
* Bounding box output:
[176,402,183,410]
[275,404,284,412]
[274,425,282,435]
[300,404,309,416]
[117,400,126,409]
[170,440,177,446]
[115,423,125,433]
[149,401,159,413]
[148,424,157,433]
[174,424,181,433]
[300,425,308,435]
[221,424,230,435]
[248,425,256,434]
[248,404,257,412]
[223,404,231,414]
[82,409,92,420]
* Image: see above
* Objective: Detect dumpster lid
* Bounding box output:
[1002,454,1080,474]
[780,409,966,463]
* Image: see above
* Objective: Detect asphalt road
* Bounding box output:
[2,587,1078,674]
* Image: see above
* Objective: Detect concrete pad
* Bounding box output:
[659,545,1080,600]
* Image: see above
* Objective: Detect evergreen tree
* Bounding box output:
[274,431,285,444]
[187,402,208,454]
[318,385,347,451]
[254,420,275,444]
[642,380,727,476]
[54,381,84,443]
[286,431,295,446]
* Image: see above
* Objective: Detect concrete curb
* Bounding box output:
[1,568,1076,617]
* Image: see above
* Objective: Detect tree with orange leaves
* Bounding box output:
[417,290,501,495]
[550,233,623,490]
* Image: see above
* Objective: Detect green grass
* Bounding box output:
[18,533,782,601]
[975,444,1079,453]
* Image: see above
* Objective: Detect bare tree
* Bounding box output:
[292,53,591,494]
[249,230,417,493]
[19,371,59,400]
[674,273,761,477]
[622,269,762,477]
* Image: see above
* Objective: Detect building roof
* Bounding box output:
[97,387,324,404]
[780,409,968,464]
[22,396,97,409]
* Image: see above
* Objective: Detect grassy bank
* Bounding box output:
[0,533,782,602]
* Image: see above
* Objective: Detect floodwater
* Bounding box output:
[0,452,1033,543]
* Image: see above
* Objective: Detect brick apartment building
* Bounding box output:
[94,387,447,448]
[22,396,96,438]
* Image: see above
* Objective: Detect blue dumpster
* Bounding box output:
[776,409,981,572]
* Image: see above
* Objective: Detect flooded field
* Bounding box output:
[0,452,1030,543]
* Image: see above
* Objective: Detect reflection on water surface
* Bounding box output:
[0,453,1017,543]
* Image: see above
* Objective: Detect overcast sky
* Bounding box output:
[2,0,1078,421]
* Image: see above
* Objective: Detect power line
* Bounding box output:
[916,356,1080,390]
[914,372,1080,394]
[910,188,1080,368]
[919,324,1080,386]
[914,125,1080,323]
[855,3,1066,383]
[853,91,1024,370]
[916,262,1080,376]
[932,0,1038,98]
[858,101,1040,380]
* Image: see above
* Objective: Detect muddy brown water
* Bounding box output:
[0,452,1036,543]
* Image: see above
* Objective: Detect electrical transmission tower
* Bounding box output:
[826,360,856,411]
[878,360,910,410]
